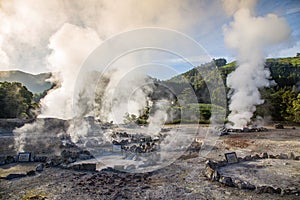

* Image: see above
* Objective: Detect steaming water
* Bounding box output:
[73,124,197,172]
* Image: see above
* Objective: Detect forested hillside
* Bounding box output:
[0,70,51,93]
[0,82,38,119]
[162,56,300,123]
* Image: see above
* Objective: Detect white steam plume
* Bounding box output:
[5,0,222,154]
[0,0,221,73]
[40,23,101,119]
[0,0,222,119]
[223,0,291,128]
[98,69,154,123]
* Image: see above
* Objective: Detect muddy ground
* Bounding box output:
[0,125,299,200]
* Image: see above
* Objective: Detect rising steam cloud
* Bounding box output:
[1,0,222,152]
[0,0,221,120]
[40,23,101,119]
[223,0,291,128]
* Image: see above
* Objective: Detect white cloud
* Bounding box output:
[268,41,300,58]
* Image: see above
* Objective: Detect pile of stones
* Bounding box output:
[219,126,268,136]
[274,123,284,129]
[204,152,300,196]
[71,168,152,199]
[111,132,165,153]
[0,149,94,168]
[0,155,17,165]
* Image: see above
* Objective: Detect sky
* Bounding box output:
[0,0,299,79]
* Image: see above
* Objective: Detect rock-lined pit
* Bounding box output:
[205,153,300,196]
[219,159,300,193]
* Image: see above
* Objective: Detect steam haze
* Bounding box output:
[0,0,223,120]
[0,0,297,155]
[223,0,291,128]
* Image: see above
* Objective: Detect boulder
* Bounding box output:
[237,181,255,190]
[78,154,92,160]
[36,163,44,172]
[288,152,295,160]
[0,156,5,165]
[5,173,26,180]
[257,186,277,194]
[204,166,214,180]
[252,154,261,160]
[82,163,96,171]
[34,156,47,162]
[278,153,288,159]
[205,160,217,170]
[219,176,234,187]
[217,161,227,167]
[212,170,220,181]
[264,186,277,194]
[5,155,15,164]
[274,123,284,129]
[261,152,268,159]
[269,154,276,159]
[26,170,36,176]
[243,155,252,161]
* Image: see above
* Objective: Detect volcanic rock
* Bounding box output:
[219,176,234,187]
[26,170,36,176]
[36,163,44,172]
[5,173,26,180]
[274,123,284,129]
[0,156,5,165]
[5,155,15,164]
[278,153,288,159]
[288,152,295,160]
[261,152,268,159]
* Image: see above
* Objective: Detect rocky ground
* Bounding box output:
[0,125,300,200]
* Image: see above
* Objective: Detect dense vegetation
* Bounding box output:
[0,70,51,93]
[160,56,300,123]
[0,82,38,118]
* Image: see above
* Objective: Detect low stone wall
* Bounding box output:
[68,163,97,171]
[204,152,300,196]
[0,149,93,165]
[0,155,17,165]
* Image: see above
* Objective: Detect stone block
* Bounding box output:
[80,163,96,171]
[219,176,234,187]
[261,152,268,159]
[288,152,295,160]
[278,153,288,159]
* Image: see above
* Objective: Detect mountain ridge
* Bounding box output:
[0,70,52,93]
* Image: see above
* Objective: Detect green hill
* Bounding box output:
[0,70,52,93]
[161,56,300,123]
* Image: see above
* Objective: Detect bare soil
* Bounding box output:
[0,125,299,200]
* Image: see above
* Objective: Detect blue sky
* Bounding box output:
[203,0,300,60]
[0,0,299,79]
[162,0,300,79]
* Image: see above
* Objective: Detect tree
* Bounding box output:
[292,94,300,122]
[213,58,227,67]
[281,90,296,121]
[0,82,34,118]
